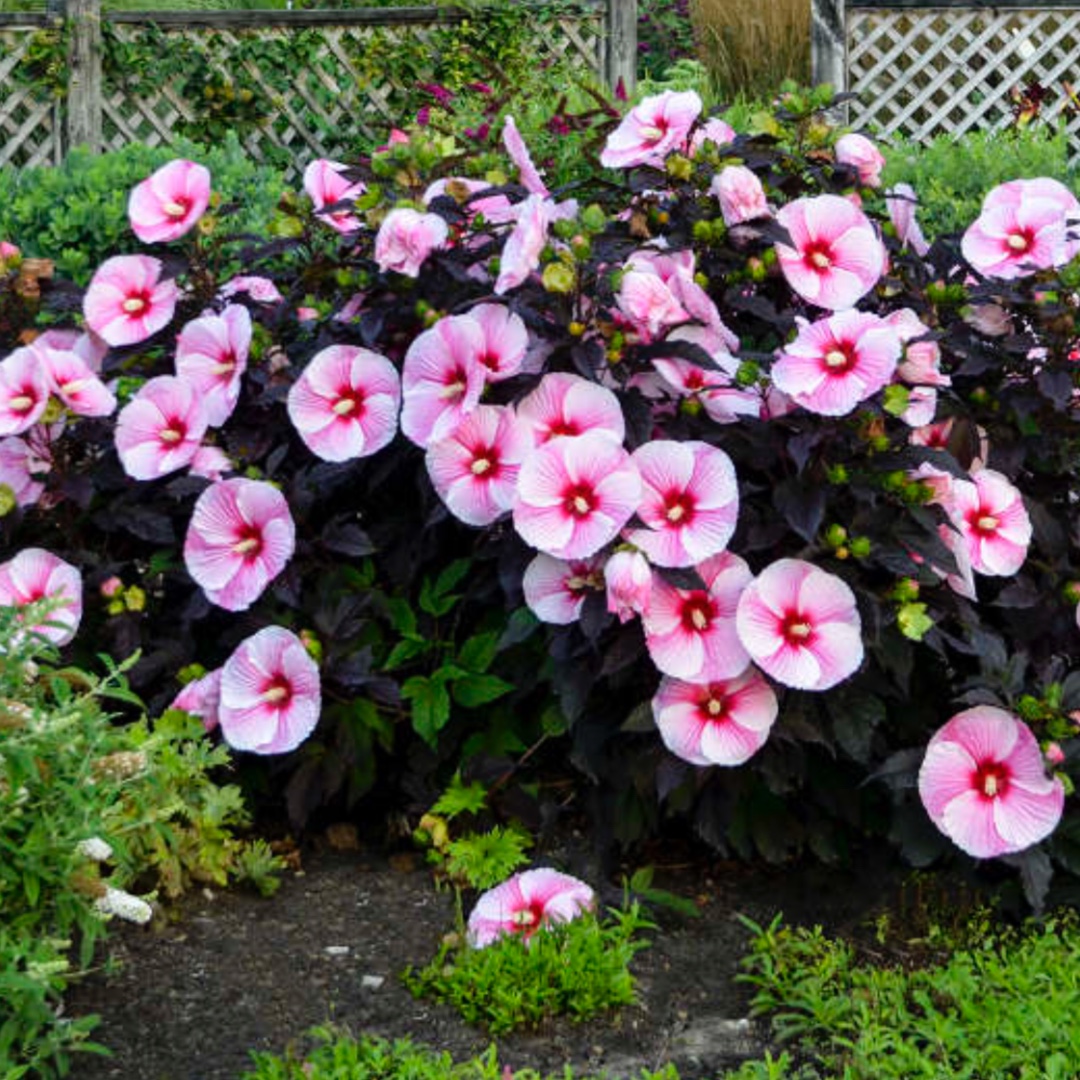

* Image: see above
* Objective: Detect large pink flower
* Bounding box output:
[942,469,1031,577]
[169,667,222,733]
[775,194,885,310]
[962,177,1080,280]
[600,90,702,169]
[513,432,641,559]
[425,404,529,526]
[515,373,625,447]
[467,868,595,948]
[0,548,82,646]
[643,551,752,681]
[374,208,449,277]
[494,194,559,295]
[128,159,211,244]
[919,706,1064,858]
[736,559,863,691]
[84,255,178,347]
[401,314,486,447]
[471,303,529,383]
[218,626,321,754]
[37,345,116,418]
[175,305,252,427]
[288,344,400,462]
[303,159,366,234]
[771,310,900,417]
[184,478,296,612]
[710,165,770,226]
[114,375,209,480]
[652,668,778,767]
[627,440,738,567]
[0,347,50,436]
[522,552,603,624]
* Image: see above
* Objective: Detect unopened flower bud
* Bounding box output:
[100,576,123,599]
[1046,742,1066,766]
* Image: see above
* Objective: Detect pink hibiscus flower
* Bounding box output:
[219,275,284,305]
[84,255,178,347]
[494,194,564,295]
[36,345,116,418]
[169,668,222,733]
[471,304,529,382]
[175,305,252,427]
[425,404,529,527]
[513,432,642,560]
[400,314,486,447]
[887,309,950,388]
[652,668,778,767]
[467,868,595,948]
[0,547,82,646]
[0,436,44,507]
[114,375,210,480]
[303,159,366,234]
[919,705,1064,858]
[604,549,652,622]
[710,165,770,226]
[735,558,863,692]
[515,372,625,447]
[775,194,885,310]
[962,177,1080,280]
[643,551,752,682]
[189,444,231,482]
[287,344,401,462]
[0,347,50,436]
[218,626,321,755]
[627,440,739,568]
[600,90,702,169]
[651,349,759,426]
[771,310,901,417]
[374,208,449,277]
[834,133,885,187]
[128,159,211,244]
[689,116,736,154]
[942,469,1031,577]
[522,552,603,624]
[885,184,930,256]
[183,478,296,612]
[503,114,549,196]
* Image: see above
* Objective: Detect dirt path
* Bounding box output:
[66,846,900,1080]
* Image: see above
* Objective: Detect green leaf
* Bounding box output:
[431,774,488,819]
[385,597,417,637]
[434,558,472,597]
[451,673,514,708]
[384,638,430,671]
[419,558,472,617]
[401,676,451,747]
[457,632,499,673]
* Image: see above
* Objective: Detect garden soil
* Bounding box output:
[66,836,903,1080]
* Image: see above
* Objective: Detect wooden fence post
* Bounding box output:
[65,0,103,153]
[810,0,846,92]
[606,0,637,96]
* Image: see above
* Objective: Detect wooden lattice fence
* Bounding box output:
[0,0,636,178]
[812,0,1080,154]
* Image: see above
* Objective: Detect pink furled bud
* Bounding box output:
[100,576,123,599]
[835,133,886,187]
[374,208,449,277]
[604,550,652,622]
[710,165,770,226]
[1046,742,1065,766]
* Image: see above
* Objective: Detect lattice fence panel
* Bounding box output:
[847,7,1080,156]
[0,27,61,169]
[103,9,604,182]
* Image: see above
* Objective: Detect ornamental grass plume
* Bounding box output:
[287,344,401,462]
[919,705,1064,858]
[183,478,296,613]
[127,158,211,244]
[466,868,595,948]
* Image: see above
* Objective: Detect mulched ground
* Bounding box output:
[65,832,907,1080]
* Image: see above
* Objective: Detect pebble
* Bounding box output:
[324,945,350,957]
[361,974,385,989]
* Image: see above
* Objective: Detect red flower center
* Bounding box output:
[1006,230,1034,254]
[973,761,1009,799]
[664,490,696,525]
[681,592,716,633]
[782,612,814,646]
[8,386,38,414]
[822,341,856,374]
[548,418,581,438]
[122,292,150,316]
[260,676,292,707]
[158,421,187,445]
[700,687,729,723]
[967,507,1000,536]
[439,367,468,401]
[333,388,365,417]
[804,242,833,272]
[479,352,502,373]
[563,482,596,518]
[510,900,546,932]
[162,196,191,219]
[232,525,263,560]
[470,449,498,477]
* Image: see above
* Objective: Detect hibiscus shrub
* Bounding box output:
[4,83,1080,903]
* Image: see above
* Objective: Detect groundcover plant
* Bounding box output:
[3,82,1080,905]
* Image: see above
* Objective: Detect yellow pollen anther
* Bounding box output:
[788,621,812,640]
[810,251,831,269]
[471,457,492,475]
[209,361,235,377]
[62,379,88,395]
[439,379,466,400]
[159,428,182,443]
[983,774,999,797]
[1007,234,1029,251]
[824,350,848,369]
[122,297,147,314]
[332,398,356,416]
[232,537,259,555]
[691,608,709,631]
[261,686,288,704]
[566,575,588,591]
[572,495,590,514]
[162,200,187,218]
[511,909,539,927]
[977,515,999,532]
[706,698,723,717]
[640,124,663,142]
[666,503,685,523]
[8,395,32,412]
